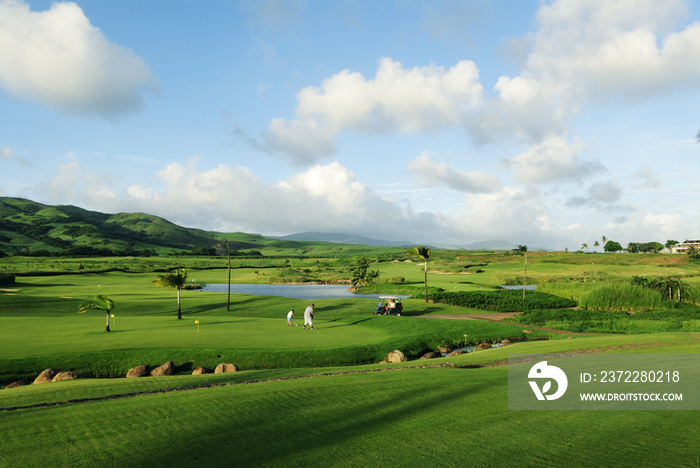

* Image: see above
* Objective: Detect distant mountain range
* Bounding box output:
[269,232,416,248]
[271,232,526,251]
[0,196,536,256]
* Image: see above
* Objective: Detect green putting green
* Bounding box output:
[0,316,388,358]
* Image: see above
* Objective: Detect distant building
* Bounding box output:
[671,240,700,254]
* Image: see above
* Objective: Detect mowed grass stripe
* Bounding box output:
[0,365,698,468]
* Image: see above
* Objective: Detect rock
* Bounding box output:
[475,343,492,351]
[52,371,78,382]
[214,363,238,373]
[437,345,453,353]
[420,351,442,360]
[126,365,149,378]
[501,339,511,344]
[5,381,26,389]
[378,360,388,364]
[150,361,175,377]
[33,369,56,384]
[386,350,407,363]
[447,350,468,357]
[523,329,533,334]
[192,366,211,375]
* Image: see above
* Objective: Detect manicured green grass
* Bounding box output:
[1,334,699,468]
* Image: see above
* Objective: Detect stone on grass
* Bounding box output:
[475,343,492,351]
[5,381,26,389]
[33,369,56,384]
[501,339,511,344]
[437,345,453,354]
[523,329,533,334]
[420,351,442,360]
[127,365,149,378]
[52,371,78,382]
[150,361,175,376]
[447,350,468,357]
[192,367,211,375]
[386,350,407,363]
[214,363,238,373]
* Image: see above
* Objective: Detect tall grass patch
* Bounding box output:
[580,283,666,311]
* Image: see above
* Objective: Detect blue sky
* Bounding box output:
[2,0,700,250]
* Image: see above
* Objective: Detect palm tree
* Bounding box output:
[153,268,188,319]
[217,240,232,311]
[581,243,588,251]
[407,246,431,302]
[602,235,607,246]
[78,294,115,332]
[593,240,599,251]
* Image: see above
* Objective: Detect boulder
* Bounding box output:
[192,367,211,375]
[126,365,149,378]
[214,363,238,374]
[33,369,56,384]
[386,350,407,363]
[501,339,511,344]
[475,343,492,351]
[150,361,175,377]
[5,381,26,389]
[447,350,468,357]
[437,345,453,354]
[420,351,442,360]
[52,371,78,382]
[523,329,533,334]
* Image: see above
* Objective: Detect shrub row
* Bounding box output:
[428,290,577,312]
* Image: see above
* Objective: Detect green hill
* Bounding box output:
[0,197,374,258]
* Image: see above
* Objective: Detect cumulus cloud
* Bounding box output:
[406,152,502,193]
[502,136,605,183]
[0,0,158,117]
[566,180,624,208]
[266,57,484,165]
[478,0,700,142]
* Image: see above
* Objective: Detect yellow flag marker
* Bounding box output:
[195,320,200,333]
[111,314,115,327]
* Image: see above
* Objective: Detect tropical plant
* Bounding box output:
[351,256,379,289]
[217,240,232,311]
[581,243,588,251]
[407,246,431,302]
[688,245,700,259]
[602,235,607,246]
[78,294,115,332]
[604,240,622,253]
[153,268,188,319]
[593,240,599,250]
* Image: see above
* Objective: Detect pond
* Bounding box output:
[201,283,410,301]
[501,285,536,290]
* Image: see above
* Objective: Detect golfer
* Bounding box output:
[287,309,294,326]
[303,304,315,330]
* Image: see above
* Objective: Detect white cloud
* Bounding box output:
[406,152,502,193]
[503,135,605,183]
[1,146,31,166]
[266,57,484,165]
[0,0,158,117]
[474,0,700,143]
[631,165,662,189]
[566,179,624,208]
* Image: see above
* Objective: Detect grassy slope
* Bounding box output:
[0,334,698,468]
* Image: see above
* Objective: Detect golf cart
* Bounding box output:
[373,296,403,316]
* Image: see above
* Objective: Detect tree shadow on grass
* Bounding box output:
[135,371,504,468]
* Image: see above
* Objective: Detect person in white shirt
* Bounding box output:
[303,304,315,330]
[287,309,294,326]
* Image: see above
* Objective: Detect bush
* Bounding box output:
[428,290,576,312]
